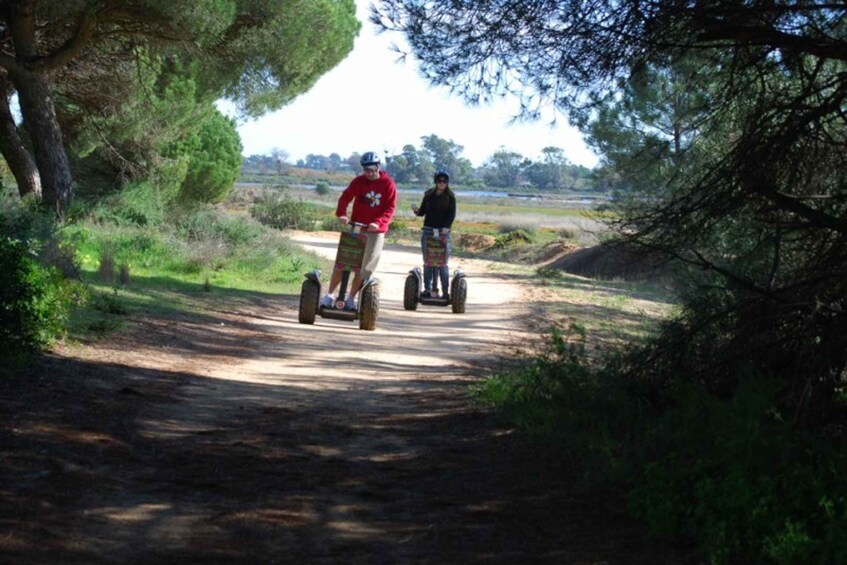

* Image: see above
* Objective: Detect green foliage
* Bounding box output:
[478,325,594,434]
[386,216,417,242]
[627,378,847,564]
[250,195,317,231]
[65,53,202,200]
[480,328,847,564]
[0,238,70,359]
[314,181,331,196]
[178,110,243,204]
[483,149,524,188]
[30,0,359,210]
[374,0,847,481]
[0,209,77,364]
[383,144,434,184]
[380,17,847,563]
[419,134,474,184]
[492,229,534,248]
[316,216,342,232]
[63,203,321,338]
[523,147,583,190]
[218,0,360,117]
[174,208,263,247]
[91,289,129,316]
[84,181,167,227]
[476,325,644,481]
[389,216,410,232]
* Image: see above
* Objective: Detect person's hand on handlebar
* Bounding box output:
[338,216,349,225]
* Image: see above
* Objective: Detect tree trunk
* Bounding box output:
[14,70,73,214]
[0,82,41,198]
[6,1,73,215]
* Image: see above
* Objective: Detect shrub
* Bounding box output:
[627,377,847,564]
[118,264,131,286]
[480,324,847,563]
[178,110,243,204]
[97,247,116,283]
[315,181,331,196]
[389,216,409,232]
[0,206,81,364]
[87,181,167,227]
[250,195,315,231]
[493,229,533,248]
[499,222,537,235]
[316,216,341,231]
[0,232,73,363]
[40,236,82,280]
[477,324,601,439]
[558,227,577,240]
[175,208,262,247]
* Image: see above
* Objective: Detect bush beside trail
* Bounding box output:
[0,209,79,367]
[479,275,847,564]
[250,194,322,231]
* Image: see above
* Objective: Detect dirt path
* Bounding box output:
[0,232,694,564]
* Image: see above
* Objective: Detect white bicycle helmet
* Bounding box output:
[360,151,381,167]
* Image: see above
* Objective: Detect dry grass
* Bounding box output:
[97,248,115,283]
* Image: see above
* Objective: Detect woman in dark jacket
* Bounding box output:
[412,170,457,298]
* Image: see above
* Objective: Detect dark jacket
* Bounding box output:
[415,187,456,229]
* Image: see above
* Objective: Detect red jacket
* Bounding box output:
[335,170,397,233]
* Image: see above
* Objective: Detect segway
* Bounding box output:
[298,222,380,330]
[404,228,467,314]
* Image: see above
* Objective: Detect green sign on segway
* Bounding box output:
[424,235,447,267]
[297,223,381,331]
[335,231,366,272]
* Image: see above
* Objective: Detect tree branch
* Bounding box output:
[694,18,847,62]
[30,13,97,71]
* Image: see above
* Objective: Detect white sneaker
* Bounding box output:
[345,295,356,310]
[321,293,333,308]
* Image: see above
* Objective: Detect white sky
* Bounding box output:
[227,0,599,169]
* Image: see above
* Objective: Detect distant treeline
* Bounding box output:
[242,133,605,193]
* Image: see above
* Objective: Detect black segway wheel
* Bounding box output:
[403,274,419,311]
[451,276,467,314]
[298,279,319,324]
[359,282,380,330]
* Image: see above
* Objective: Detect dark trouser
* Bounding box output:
[423,265,449,294]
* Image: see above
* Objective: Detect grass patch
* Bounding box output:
[60,205,325,342]
[534,269,676,349]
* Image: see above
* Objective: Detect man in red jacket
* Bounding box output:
[322,151,397,309]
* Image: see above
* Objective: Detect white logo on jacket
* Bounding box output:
[366,191,382,207]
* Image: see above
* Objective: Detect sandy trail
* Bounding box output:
[150,231,538,442]
[267,231,531,375]
[0,231,688,564]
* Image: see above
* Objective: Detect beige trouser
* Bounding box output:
[359,231,385,280]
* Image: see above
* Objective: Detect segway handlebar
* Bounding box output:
[422,227,450,237]
[339,218,372,234]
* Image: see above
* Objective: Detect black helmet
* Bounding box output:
[433,170,449,182]
[360,151,381,167]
